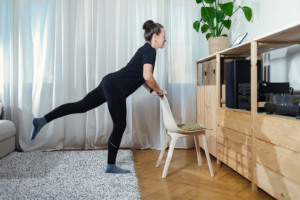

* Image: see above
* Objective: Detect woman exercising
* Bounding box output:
[30,20,168,174]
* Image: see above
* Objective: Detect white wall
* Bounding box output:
[198,0,300,91]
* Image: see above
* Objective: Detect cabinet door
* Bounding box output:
[208,59,216,85]
[202,61,209,86]
[196,85,217,157]
[204,85,217,156]
[196,86,205,126]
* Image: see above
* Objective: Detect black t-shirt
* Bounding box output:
[103,43,156,98]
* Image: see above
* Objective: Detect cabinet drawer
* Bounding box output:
[254,162,300,200]
[254,138,300,185]
[218,143,251,180]
[254,114,300,152]
[218,126,251,159]
[218,108,251,136]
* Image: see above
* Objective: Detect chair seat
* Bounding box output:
[177,122,207,131]
[0,120,16,142]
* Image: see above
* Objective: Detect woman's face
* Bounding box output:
[153,28,167,49]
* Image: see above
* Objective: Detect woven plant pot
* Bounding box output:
[208,36,229,55]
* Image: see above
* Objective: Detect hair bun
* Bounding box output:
[143,20,155,30]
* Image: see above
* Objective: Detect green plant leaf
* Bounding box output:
[215,11,225,23]
[196,0,203,4]
[222,20,231,30]
[222,34,228,37]
[201,24,209,33]
[206,33,212,40]
[219,2,233,16]
[204,0,216,3]
[193,21,201,32]
[242,6,252,22]
[201,7,215,24]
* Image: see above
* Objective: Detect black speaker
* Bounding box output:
[225,60,261,108]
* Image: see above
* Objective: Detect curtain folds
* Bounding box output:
[0,0,201,151]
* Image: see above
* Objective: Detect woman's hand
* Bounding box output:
[152,90,168,99]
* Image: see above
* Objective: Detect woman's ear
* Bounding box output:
[152,34,157,41]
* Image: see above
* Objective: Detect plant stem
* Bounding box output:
[210,3,215,36]
[219,7,240,35]
[215,1,219,36]
[201,1,215,37]
[218,0,236,35]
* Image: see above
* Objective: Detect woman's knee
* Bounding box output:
[114,121,127,132]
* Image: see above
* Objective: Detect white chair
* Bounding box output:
[156,95,214,178]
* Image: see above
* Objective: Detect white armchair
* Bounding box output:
[0,103,16,158]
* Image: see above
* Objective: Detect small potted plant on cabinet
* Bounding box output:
[193,0,253,55]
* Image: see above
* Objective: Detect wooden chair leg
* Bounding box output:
[156,134,171,167]
[194,135,202,166]
[201,134,214,177]
[162,133,179,178]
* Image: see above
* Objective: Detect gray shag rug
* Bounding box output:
[0,150,141,199]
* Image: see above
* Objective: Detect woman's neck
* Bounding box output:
[147,42,157,50]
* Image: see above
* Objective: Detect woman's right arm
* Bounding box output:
[143,63,162,94]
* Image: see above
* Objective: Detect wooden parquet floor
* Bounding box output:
[132,148,276,200]
[58,148,275,199]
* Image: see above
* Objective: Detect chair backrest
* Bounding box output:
[160,96,182,133]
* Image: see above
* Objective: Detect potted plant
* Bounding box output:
[193,0,252,55]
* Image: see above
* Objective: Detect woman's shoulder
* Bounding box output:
[143,45,156,55]
[133,43,156,59]
[141,43,156,51]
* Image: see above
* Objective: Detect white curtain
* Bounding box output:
[0,0,201,151]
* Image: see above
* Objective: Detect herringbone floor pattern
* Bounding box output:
[132,148,276,200]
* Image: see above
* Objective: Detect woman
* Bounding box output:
[30,20,168,174]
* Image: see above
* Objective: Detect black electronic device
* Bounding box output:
[238,83,251,95]
[238,81,290,95]
[238,94,266,112]
[265,94,300,119]
[225,60,261,109]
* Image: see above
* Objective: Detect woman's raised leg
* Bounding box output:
[30,80,107,140]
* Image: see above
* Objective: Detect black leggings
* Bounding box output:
[44,79,126,165]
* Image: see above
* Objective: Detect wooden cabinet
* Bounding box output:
[253,114,300,199]
[218,126,251,159]
[218,108,252,180]
[254,114,300,152]
[253,138,300,185]
[195,22,300,200]
[253,162,300,200]
[218,143,251,180]
[218,108,251,136]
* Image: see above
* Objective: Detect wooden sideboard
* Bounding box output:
[195,22,300,200]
